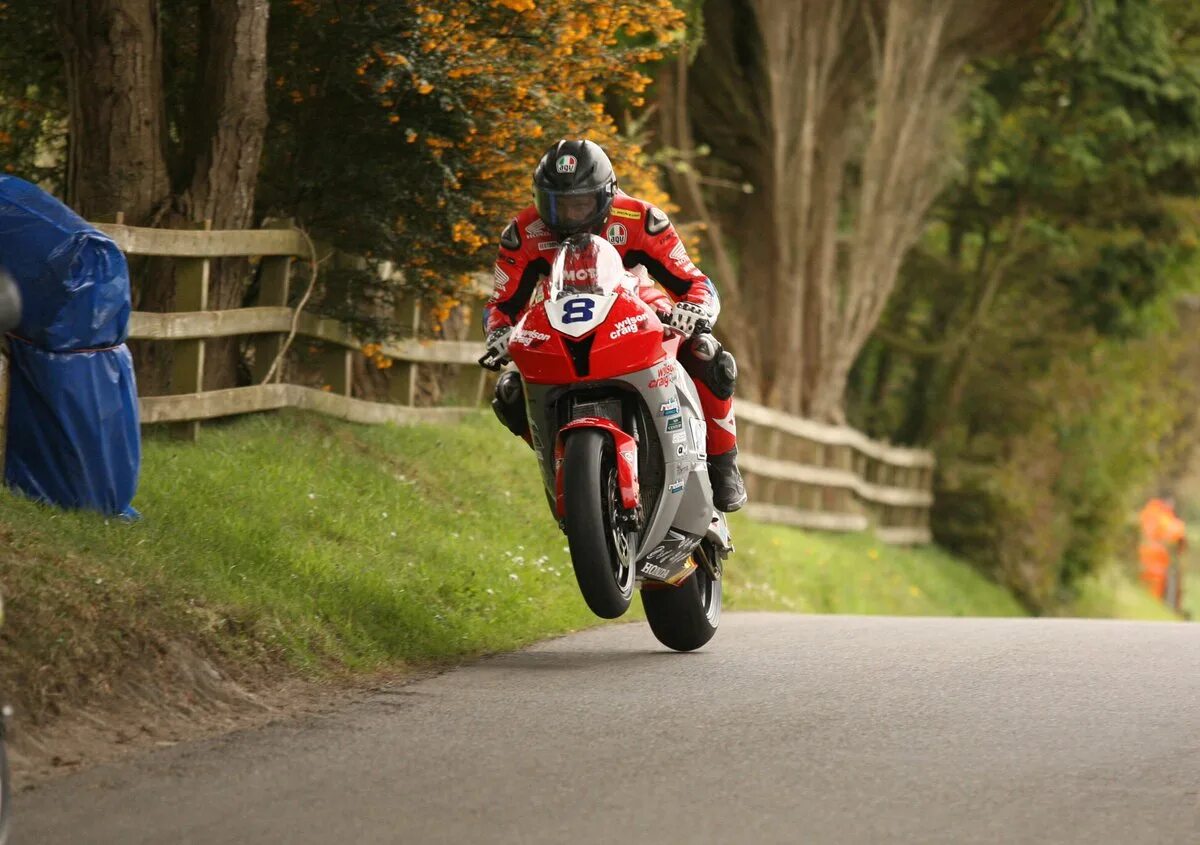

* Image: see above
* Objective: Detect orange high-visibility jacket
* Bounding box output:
[1138,499,1186,594]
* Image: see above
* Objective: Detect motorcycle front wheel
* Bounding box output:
[642,540,722,652]
[562,429,636,619]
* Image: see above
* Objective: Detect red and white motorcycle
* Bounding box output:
[482,235,732,651]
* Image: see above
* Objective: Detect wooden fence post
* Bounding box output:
[315,243,353,398]
[251,218,296,384]
[322,345,353,397]
[389,294,421,406]
[453,294,488,407]
[170,220,212,440]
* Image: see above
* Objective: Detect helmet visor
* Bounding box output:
[535,186,606,235]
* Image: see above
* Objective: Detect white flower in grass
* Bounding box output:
[308,492,316,500]
[509,573,519,582]
[486,588,495,596]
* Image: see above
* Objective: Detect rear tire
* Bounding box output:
[642,541,722,652]
[563,430,635,619]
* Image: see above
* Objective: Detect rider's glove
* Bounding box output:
[481,326,513,369]
[669,301,714,337]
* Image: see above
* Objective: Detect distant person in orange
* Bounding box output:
[1138,496,1187,610]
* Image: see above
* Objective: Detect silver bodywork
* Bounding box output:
[523,363,732,584]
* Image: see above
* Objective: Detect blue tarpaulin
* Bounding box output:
[6,341,140,516]
[0,176,140,517]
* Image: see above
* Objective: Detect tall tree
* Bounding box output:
[666,0,1050,420]
[54,0,269,391]
[851,0,1200,608]
[260,0,683,330]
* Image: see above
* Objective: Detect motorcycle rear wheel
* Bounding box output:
[642,541,722,652]
[563,429,636,619]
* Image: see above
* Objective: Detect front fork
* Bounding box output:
[552,417,641,520]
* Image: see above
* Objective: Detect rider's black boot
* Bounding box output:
[708,448,748,513]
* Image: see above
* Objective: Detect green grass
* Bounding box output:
[1063,566,1183,622]
[722,517,1025,617]
[0,409,1175,725]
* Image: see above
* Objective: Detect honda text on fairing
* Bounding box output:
[480,236,731,651]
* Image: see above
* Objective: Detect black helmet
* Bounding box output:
[532,139,617,237]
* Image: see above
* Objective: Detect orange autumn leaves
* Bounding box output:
[376,0,684,283]
[270,0,685,334]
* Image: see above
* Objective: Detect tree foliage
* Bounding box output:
[849,0,1200,609]
[670,0,1050,421]
[0,0,684,376]
[259,0,683,326]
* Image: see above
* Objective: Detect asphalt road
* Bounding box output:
[16,613,1200,844]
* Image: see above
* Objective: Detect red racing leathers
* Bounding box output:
[485,191,737,457]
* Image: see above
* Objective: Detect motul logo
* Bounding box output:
[562,268,598,282]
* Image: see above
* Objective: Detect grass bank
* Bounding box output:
[0,410,1172,730]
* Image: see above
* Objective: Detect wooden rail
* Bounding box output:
[736,400,934,544]
[98,220,488,438]
[99,221,934,544]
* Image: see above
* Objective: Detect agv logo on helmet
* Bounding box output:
[556,155,578,174]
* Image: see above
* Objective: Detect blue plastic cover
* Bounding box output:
[5,340,140,518]
[0,176,130,351]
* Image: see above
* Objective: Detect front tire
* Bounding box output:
[562,430,636,619]
[642,541,722,652]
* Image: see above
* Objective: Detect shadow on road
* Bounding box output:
[477,648,702,673]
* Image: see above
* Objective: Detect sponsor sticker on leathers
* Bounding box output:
[612,207,641,221]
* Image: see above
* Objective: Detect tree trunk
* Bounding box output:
[57,0,170,223]
[689,0,1051,422]
[57,0,270,394]
[655,49,762,399]
[180,0,269,390]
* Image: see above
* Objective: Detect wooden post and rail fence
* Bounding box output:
[76,221,936,544]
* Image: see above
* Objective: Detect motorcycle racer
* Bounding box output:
[483,139,746,512]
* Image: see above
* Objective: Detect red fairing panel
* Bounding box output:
[554,418,639,518]
[509,291,670,385]
[585,295,669,380]
[507,308,574,384]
